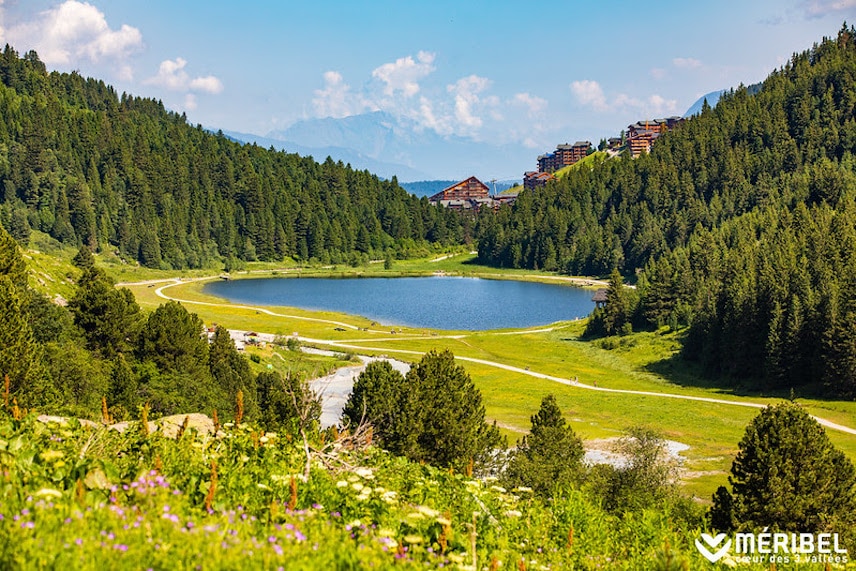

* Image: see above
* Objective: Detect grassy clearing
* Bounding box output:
[133,277,856,501]
[21,243,856,500]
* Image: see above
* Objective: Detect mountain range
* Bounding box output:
[222,88,746,186]
[225,111,533,183]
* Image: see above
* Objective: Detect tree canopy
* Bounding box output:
[713,403,856,534]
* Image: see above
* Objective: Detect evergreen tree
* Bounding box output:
[208,326,257,418]
[69,266,141,357]
[0,222,27,289]
[256,370,321,431]
[503,394,584,498]
[137,301,226,415]
[715,403,856,533]
[0,275,51,406]
[400,350,503,472]
[341,360,406,441]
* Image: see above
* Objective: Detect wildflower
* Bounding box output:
[294,530,307,542]
[351,482,364,492]
[436,516,451,527]
[504,510,523,518]
[335,481,348,488]
[513,486,533,493]
[354,467,374,479]
[417,505,439,518]
[489,485,507,493]
[403,534,423,544]
[34,488,62,499]
[74,538,83,546]
[40,450,64,462]
[113,544,128,552]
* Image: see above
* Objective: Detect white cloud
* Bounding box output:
[673,57,702,69]
[804,0,856,17]
[312,70,370,118]
[570,80,609,112]
[413,95,451,135]
[572,79,677,116]
[447,75,491,131]
[372,51,435,97]
[189,75,224,94]
[183,93,197,111]
[513,92,547,116]
[145,58,224,94]
[1,1,142,67]
[650,67,667,80]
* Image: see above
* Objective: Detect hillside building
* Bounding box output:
[523,171,555,190]
[625,117,685,157]
[429,176,507,211]
[428,176,490,202]
[536,141,592,173]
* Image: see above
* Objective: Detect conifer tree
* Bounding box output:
[341,360,406,441]
[713,403,856,533]
[504,394,584,497]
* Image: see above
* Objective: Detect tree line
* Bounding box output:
[0,45,467,269]
[0,223,314,432]
[476,25,856,397]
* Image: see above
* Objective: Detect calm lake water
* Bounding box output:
[203,276,595,331]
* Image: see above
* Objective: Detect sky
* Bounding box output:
[1,0,855,179]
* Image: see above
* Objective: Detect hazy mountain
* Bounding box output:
[265,111,533,182]
[685,83,764,116]
[221,129,431,182]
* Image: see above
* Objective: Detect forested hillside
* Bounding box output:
[0,46,465,269]
[477,26,856,397]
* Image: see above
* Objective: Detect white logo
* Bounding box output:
[695,533,732,563]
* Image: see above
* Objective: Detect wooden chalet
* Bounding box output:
[626,131,659,157]
[592,288,608,308]
[535,141,592,173]
[523,170,555,190]
[428,176,490,202]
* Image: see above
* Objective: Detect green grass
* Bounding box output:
[552,151,608,178]
[121,275,856,501]
[22,244,856,501]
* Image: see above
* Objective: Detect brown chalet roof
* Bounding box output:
[429,176,490,202]
[592,289,608,303]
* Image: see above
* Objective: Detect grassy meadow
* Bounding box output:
[111,262,856,502]
[22,237,856,501]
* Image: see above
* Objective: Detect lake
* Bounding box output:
[203,276,595,331]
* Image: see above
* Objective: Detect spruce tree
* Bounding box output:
[715,403,856,533]
[504,394,584,497]
[341,360,406,441]
[402,350,503,472]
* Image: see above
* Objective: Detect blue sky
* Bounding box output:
[2,0,855,178]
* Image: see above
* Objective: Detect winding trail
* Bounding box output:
[146,279,856,437]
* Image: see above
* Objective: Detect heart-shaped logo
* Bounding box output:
[695,533,732,563]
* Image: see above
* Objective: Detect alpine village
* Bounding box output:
[2,18,856,571]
